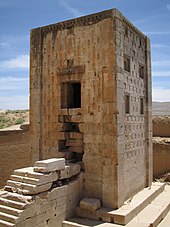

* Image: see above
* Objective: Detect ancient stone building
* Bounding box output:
[30,8,152,209]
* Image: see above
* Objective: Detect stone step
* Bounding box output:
[5,180,52,195]
[10,175,39,185]
[1,192,32,203]
[62,218,145,227]
[34,158,65,173]
[0,212,18,224]
[13,167,58,185]
[62,217,106,227]
[0,205,22,217]
[0,198,26,210]
[129,185,170,227]
[13,167,44,179]
[0,220,14,227]
[64,195,170,227]
[107,182,165,225]
[157,210,170,227]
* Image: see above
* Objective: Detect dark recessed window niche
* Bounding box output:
[61,82,81,109]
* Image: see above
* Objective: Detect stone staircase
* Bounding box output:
[0,158,83,227]
[63,183,170,227]
[0,192,33,226]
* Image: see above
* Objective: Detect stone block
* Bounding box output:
[69,132,83,139]
[69,146,83,153]
[57,123,73,132]
[13,167,58,185]
[36,185,67,202]
[58,163,81,180]
[76,206,100,220]
[1,191,33,204]
[80,198,101,212]
[64,115,83,123]
[34,158,65,173]
[66,140,83,147]
[68,108,82,116]
[5,180,52,195]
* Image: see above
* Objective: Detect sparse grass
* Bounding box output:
[0,110,29,129]
[15,118,25,125]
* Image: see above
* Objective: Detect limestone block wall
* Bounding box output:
[115,10,152,203]
[153,116,170,137]
[0,158,83,227]
[30,11,118,209]
[0,126,31,188]
[153,138,170,177]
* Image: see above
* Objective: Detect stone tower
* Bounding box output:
[30,8,152,209]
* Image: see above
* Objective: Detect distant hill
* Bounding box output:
[153,102,170,115]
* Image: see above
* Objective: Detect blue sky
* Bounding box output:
[0,0,170,109]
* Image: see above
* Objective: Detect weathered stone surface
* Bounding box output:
[69,132,83,140]
[66,140,83,147]
[0,129,31,189]
[5,180,52,195]
[80,198,101,212]
[13,167,58,185]
[58,163,81,180]
[0,158,84,227]
[34,158,65,173]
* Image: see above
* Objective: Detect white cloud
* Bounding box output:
[0,76,28,91]
[0,55,29,70]
[152,87,170,102]
[153,71,170,77]
[0,95,29,110]
[60,0,83,18]
[167,4,170,10]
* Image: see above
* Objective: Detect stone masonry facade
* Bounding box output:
[30,9,152,209]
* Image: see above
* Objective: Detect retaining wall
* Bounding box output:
[0,125,31,188]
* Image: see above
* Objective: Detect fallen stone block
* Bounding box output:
[80,198,101,212]
[76,206,100,220]
[34,158,65,173]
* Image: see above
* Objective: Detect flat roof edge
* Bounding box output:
[30,8,148,39]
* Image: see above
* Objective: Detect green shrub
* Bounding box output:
[15,118,25,125]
